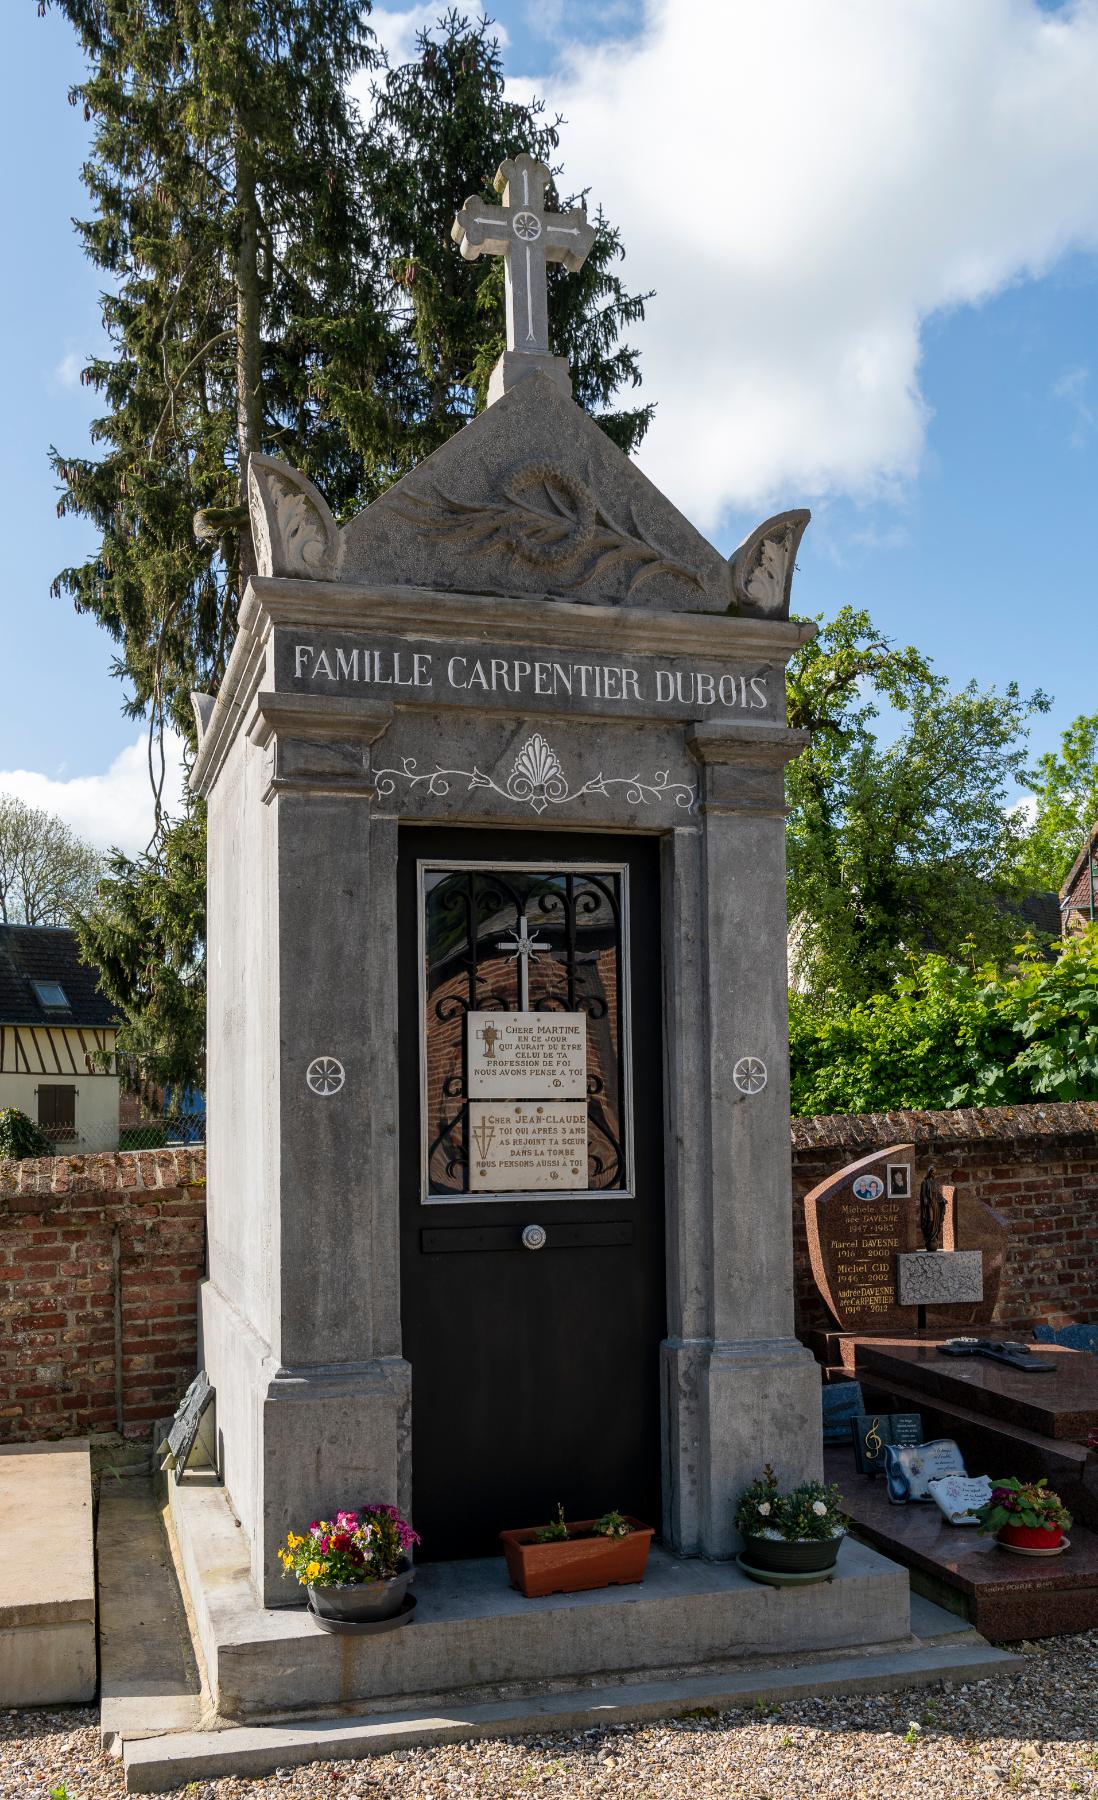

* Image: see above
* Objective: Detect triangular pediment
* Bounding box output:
[247,374,809,618]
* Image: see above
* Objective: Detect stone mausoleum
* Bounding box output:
[171,153,912,1720]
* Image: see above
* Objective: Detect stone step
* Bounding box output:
[121,1636,1024,1793]
[0,1439,95,1706]
[97,1478,206,1750]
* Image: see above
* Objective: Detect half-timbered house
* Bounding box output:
[0,925,119,1149]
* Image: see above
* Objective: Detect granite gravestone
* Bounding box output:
[804,1143,1009,1340]
[184,149,825,1604]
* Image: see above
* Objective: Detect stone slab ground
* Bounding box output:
[89,1474,1023,1790]
[0,1439,95,1706]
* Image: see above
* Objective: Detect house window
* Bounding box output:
[32,981,70,1011]
[38,1085,77,1140]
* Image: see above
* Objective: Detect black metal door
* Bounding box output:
[398,826,665,1558]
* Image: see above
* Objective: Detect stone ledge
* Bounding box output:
[792,1101,1098,1154]
[0,1145,206,1202]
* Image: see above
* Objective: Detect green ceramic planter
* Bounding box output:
[741,1534,843,1574]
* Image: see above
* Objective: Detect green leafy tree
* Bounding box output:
[786,606,1049,1001]
[1010,711,1098,894]
[789,927,1098,1116]
[73,806,206,1094]
[0,796,103,926]
[0,1108,54,1162]
[45,4,653,1089]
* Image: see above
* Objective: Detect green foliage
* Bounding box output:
[0,1108,53,1162]
[787,606,1049,1001]
[1010,710,1098,893]
[591,1509,632,1539]
[789,925,1098,1116]
[734,1465,848,1543]
[975,1477,1072,1536]
[45,3,653,1074]
[534,1503,570,1543]
[74,806,207,1094]
[0,796,103,926]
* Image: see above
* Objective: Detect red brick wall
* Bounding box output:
[791,1103,1098,1340]
[0,1148,206,1444]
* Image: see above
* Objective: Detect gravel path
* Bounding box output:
[4,1633,1098,1799]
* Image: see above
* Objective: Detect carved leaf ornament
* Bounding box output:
[374,731,696,815]
[389,461,706,595]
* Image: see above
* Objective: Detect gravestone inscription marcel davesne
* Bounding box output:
[170,146,913,1710]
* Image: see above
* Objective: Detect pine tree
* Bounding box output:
[44,4,653,1089]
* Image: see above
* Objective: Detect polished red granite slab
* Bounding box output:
[827,1443,1098,1640]
[855,1341,1098,1441]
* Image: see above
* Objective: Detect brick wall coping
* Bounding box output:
[0,1145,206,1204]
[791,1100,1098,1153]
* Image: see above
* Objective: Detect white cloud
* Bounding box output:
[523,0,1098,531]
[53,350,83,389]
[353,6,510,120]
[0,732,187,859]
[1052,362,1095,446]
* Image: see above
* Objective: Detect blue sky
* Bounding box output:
[2,0,1096,851]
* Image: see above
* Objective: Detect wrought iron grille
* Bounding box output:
[419,863,629,1197]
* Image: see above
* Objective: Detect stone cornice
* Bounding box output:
[687,721,809,768]
[246,691,393,750]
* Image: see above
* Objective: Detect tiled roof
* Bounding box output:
[0,925,116,1028]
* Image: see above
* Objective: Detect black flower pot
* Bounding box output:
[741,1534,843,1573]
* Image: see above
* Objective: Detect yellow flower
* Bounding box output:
[320,1562,330,1574]
[287,1532,304,1550]
[306,1561,321,1581]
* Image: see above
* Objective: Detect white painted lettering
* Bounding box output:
[655,670,675,702]
[468,659,489,690]
[718,674,738,705]
[750,675,768,709]
[392,652,415,686]
[695,672,715,706]
[534,661,551,695]
[674,671,690,704]
[622,668,641,701]
[447,655,467,688]
[490,657,511,693]
[552,662,573,696]
[576,665,593,697]
[513,660,531,689]
[603,666,622,701]
[413,653,433,687]
[335,647,359,681]
[294,644,314,678]
[313,649,335,680]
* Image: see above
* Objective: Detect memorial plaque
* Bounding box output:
[468,1100,588,1192]
[467,1010,587,1099]
[804,1145,920,1331]
[852,1411,924,1476]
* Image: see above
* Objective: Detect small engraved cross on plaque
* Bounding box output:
[496,914,550,1010]
[477,1020,501,1061]
[451,154,597,358]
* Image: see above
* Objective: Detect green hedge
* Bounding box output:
[0,1108,53,1160]
[789,926,1098,1117]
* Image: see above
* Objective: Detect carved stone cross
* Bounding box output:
[452,154,597,360]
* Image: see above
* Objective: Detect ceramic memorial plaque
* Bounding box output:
[468,1100,588,1192]
[467,1010,587,1099]
[927,1473,993,1527]
[852,1411,924,1476]
[885,1439,967,1504]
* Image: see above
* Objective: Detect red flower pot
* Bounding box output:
[997,1522,1063,1551]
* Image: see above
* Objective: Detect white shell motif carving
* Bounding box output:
[374,732,696,815]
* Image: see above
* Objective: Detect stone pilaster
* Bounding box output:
[662,722,822,1559]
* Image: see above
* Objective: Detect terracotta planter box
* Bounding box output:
[500,1518,654,1598]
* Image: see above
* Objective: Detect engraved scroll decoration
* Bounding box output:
[387,461,706,596]
[374,731,696,816]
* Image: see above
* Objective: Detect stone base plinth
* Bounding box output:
[200,1280,411,1606]
[896,1251,983,1308]
[168,1471,912,1722]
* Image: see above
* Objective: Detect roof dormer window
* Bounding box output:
[32,980,70,1011]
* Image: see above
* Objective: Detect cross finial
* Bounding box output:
[452,153,597,381]
[496,913,551,1011]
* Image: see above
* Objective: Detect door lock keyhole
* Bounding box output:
[521,1223,548,1251]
